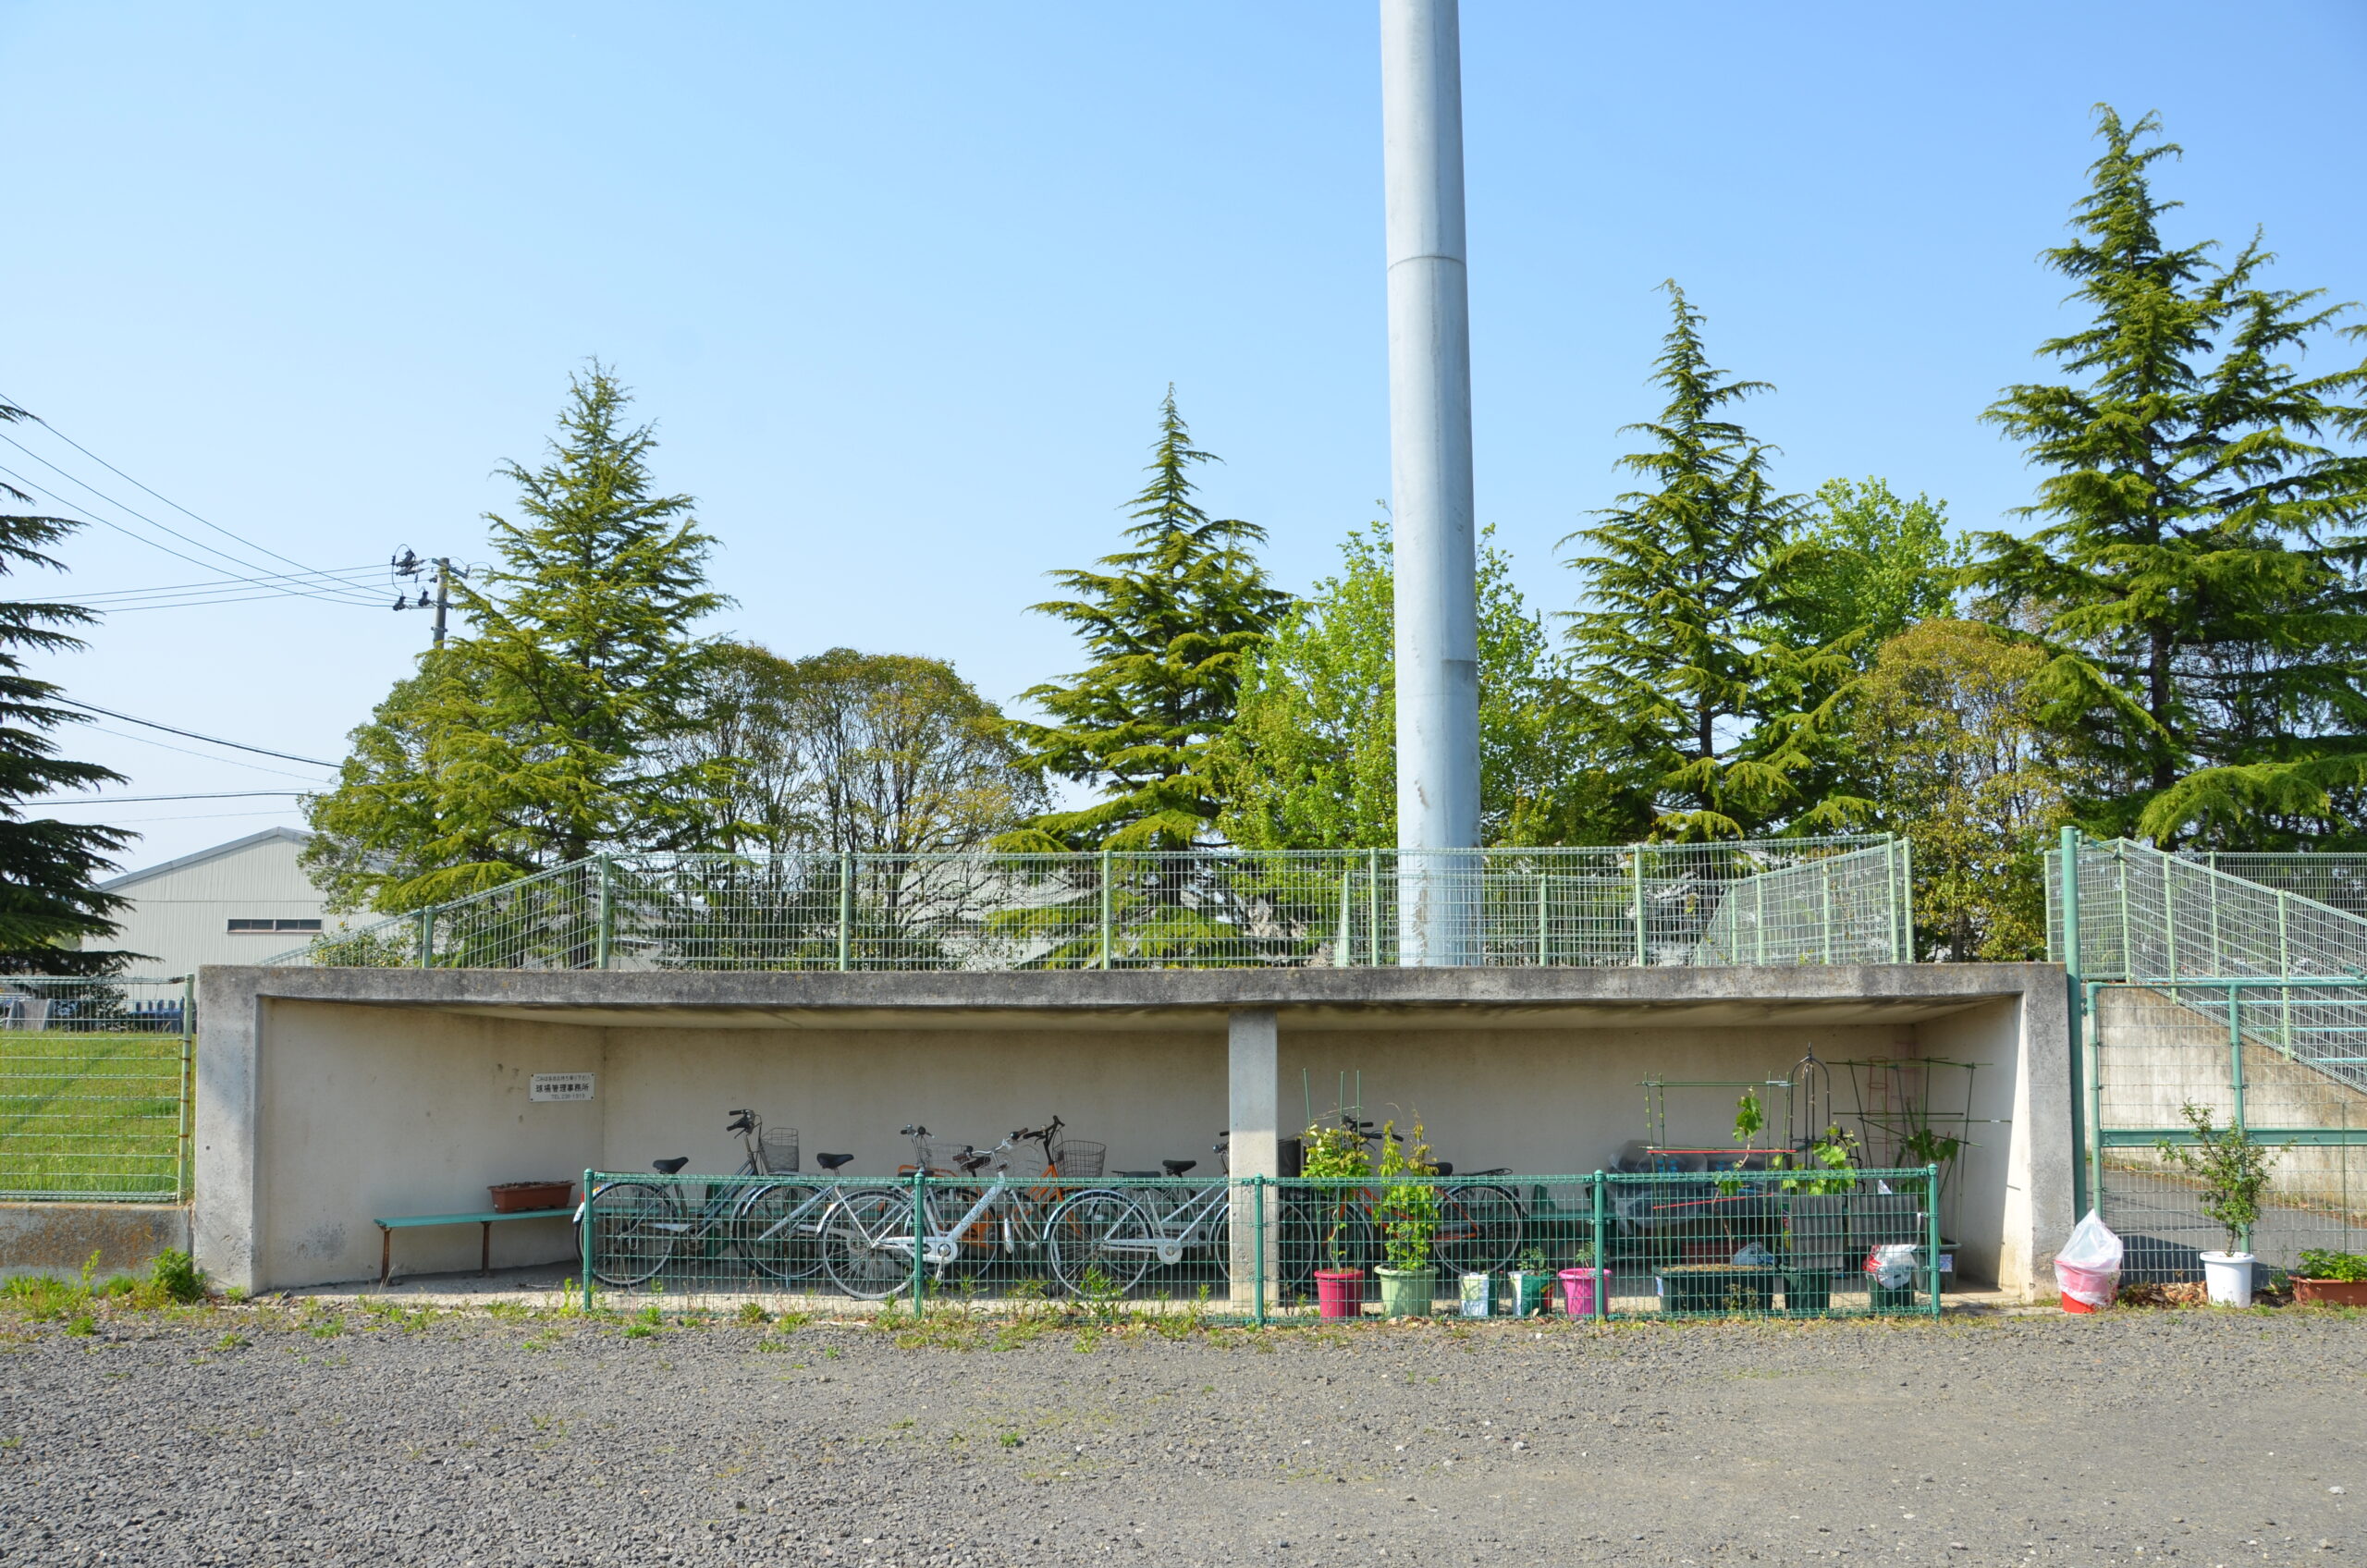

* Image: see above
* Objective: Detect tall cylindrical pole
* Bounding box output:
[1382,0,1480,966]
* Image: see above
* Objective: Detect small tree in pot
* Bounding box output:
[1373,1119,1440,1318]
[2157,1102,2283,1307]
[1301,1121,1371,1318]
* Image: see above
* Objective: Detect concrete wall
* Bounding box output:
[0,1203,189,1281]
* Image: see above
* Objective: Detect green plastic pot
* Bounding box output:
[1509,1270,1552,1317]
[1783,1269,1832,1313]
[1374,1266,1436,1318]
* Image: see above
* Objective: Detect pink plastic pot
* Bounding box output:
[1558,1267,1605,1318]
[1314,1268,1364,1320]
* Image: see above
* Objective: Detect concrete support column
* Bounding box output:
[1226,1008,1280,1308]
[192,972,261,1294]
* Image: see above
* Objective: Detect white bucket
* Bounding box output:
[2200,1251,2255,1308]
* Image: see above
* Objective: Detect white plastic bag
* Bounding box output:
[1733,1243,1778,1268]
[2054,1209,2124,1309]
[1863,1243,1919,1291]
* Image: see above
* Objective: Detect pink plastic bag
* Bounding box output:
[2054,1210,2124,1311]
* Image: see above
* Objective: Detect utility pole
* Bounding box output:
[389,548,464,646]
[1382,0,1480,966]
[429,557,451,647]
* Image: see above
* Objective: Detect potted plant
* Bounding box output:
[1301,1121,1371,1319]
[1508,1245,1555,1317]
[1372,1119,1440,1318]
[2157,1101,2283,1308]
[1778,1124,1856,1312]
[2292,1249,2367,1307]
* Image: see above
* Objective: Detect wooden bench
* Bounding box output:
[373,1208,574,1285]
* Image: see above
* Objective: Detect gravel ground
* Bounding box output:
[2,1301,2361,1566]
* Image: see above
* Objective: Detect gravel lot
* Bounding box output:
[3,1300,2361,1566]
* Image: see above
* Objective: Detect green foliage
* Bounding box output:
[305,364,732,911]
[1828,619,2078,960]
[0,401,134,974]
[1774,479,1964,665]
[2296,1249,2367,1282]
[1968,107,2367,850]
[1779,1125,1860,1196]
[1214,521,1613,849]
[150,1247,206,1305]
[1299,1121,1372,1271]
[1006,389,1290,850]
[2157,1101,2283,1255]
[1562,284,1842,840]
[1732,1088,1765,1149]
[1373,1118,1439,1274]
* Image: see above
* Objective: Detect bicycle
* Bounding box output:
[578,1109,860,1288]
[1047,1133,1233,1297]
[820,1122,1075,1300]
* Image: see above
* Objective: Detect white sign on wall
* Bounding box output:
[531,1072,595,1102]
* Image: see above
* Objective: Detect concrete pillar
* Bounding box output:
[192,970,261,1294]
[1227,1008,1280,1308]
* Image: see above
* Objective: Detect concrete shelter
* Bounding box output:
[193,962,2074,1299]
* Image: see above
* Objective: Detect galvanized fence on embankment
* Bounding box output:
[0,976,193,1202]
[573,1166,1943,1322]
[268,836,1912,974]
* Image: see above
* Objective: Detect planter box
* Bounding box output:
[1507,1270,1553,1317]
[2292,1277,2367,1307]
[489,1181,574,1213]
[1783,1268,1832,1313]
[1375,1267,1436,1319]
[1657,1264,1777,1316]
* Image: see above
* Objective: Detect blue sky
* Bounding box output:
[5,1,2362,870]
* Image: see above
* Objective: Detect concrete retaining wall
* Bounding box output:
[0,1202,190,1280]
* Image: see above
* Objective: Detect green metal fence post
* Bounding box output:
[1925,1164,1943,1318]
[2277,891,2293,1055]
[2227,985,2247,1135]
[416,904,435,968]
[1898,838,1916,962]
[910,1170,927,1307]
[1253,1178,1268,1328]
[1591,1170,1607,1322]
[1756,875,1765,964]
[1537,874,1549,966]
[1631,852,1647,966]
[1821,861,1834,964]
[595,853,614,971]
[580,1168,595,1313]
[2060,827,2090,1219]
[2086,982,2105,1218]
[839,851,855,972]
[1101,848,1114,970]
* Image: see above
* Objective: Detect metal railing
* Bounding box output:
[0,976,193,1202]
[270,837,1911,973]
[2184,852,2367,923]
[571,1166,1943,1322]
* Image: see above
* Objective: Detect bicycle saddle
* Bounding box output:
[815,1152,854,1171]
[1433,1162,1453,1176]
[653,1157,691,1175]
[1161,1159,1196,1176]
[955,1150,994,1174]
[1115,1170,1159,1178]
[1469,1166,1512,1176]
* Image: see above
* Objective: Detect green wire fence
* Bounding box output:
[270,836,1912,973]
[0,976,193,1202]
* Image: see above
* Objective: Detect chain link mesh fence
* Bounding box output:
[0,976,192,1202]
[572,1166,1942,1321]
[269,837,1908,973]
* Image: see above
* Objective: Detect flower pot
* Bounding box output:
[1656,1264,1777,1316]
[1783,1269,1831,1313]
[1458,1272,1496,1317]
[2200,1251,2255,1308]
[489,1180,574,1213]
[2293,1277,2367,1307]
[1508,1270,1552,1317]
[1313,1268,1364,1320]
[1557,1267,1605,1318]
[1374,1266,1435,1318]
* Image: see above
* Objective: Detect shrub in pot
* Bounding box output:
[2157,1101,2284,1308]
[1372,1119,1440,1318]
[1301,1121,1371,1318]
[2292,1249,2367,1308]
[1508,1246,1555,1317]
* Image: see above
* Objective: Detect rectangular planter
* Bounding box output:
[1782,1269,1832,1313]
[2293,1278,2367,1307]
[1657,1265,1777,1316]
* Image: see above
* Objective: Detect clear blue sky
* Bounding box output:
[5,1,2361,872]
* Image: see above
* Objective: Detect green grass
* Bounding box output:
[0,1029,188,1199]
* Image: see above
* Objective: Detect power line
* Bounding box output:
[82,724,333,782]
[53,698,337,767]
[72,564,388,601]
[35,790,306,804]
[0,394,390,606]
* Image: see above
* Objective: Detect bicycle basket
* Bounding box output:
[918,1137,978,1175]
[756,1127,800,1175]
[1049,1140,1106,1179]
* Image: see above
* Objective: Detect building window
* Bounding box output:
[227,918,323,934]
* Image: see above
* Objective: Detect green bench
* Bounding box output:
[373,1207,574,1285]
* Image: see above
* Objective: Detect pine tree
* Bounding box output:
[1561,284,1836,840]
[0,400,133,974]
[1971,108,2367,849]
[305,365,733,908]
[1005,389,1290,850]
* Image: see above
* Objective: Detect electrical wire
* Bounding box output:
[82,725,334,782]
[55,698,337,767]
[0,397,389,606]
[33,790,306,804]
[71,565,389,602]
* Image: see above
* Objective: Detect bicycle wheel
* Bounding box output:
[1047,1190,1153,1298]
[1279,1189,1374,1287]
[1434,1183,1525,1275]
[582,1181,680,1288]
[820,1186,915,1300]
[736,1182,825,1283]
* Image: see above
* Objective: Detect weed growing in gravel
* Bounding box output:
[738,1302,768,1326]
[151,1249,206,1305]
[484,1301,530,1323]
[65,1313,95,1336]
[215,1331,248,1351]
[623,1322,656,1340]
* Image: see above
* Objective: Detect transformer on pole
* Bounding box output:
[1381,0,1480,964]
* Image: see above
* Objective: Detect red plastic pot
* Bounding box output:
[1314,1268,1364,1320]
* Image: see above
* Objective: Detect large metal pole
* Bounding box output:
[1382,0,1480,966]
